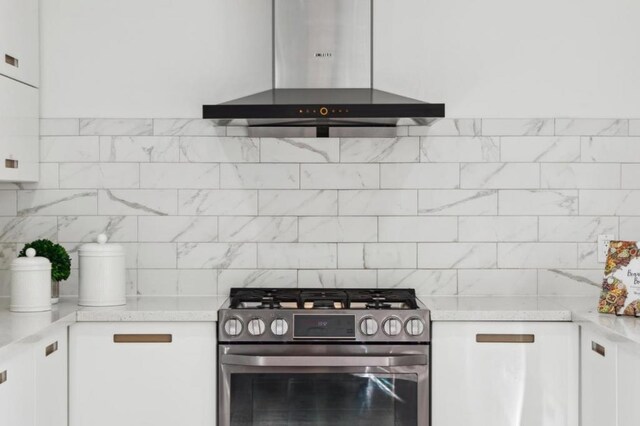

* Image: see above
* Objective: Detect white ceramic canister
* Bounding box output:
[10,248,52,312]
[78,234,126,306]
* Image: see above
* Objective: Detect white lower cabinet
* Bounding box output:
[70,322,216,426]
[617,344,640,426]
[35,326,68,426]
[581,326,617,426]
[432,321,579,426]
[0,345,35,426]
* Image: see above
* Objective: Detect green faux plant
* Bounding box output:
[18,239,71,282]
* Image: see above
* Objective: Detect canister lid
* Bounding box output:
[12,248,52,271]
[79,234,124,254]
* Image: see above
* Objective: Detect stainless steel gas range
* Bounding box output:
[217,288,430,426]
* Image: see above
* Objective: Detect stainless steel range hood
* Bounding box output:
[203,0,445,137]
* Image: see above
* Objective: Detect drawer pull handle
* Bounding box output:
[0,370,6,385]
[5,54,18,67]
[592,341,606,357]
[45,341,58,357]
[113,334,172,343]
[476,334,535,343]
[5,159,18,169]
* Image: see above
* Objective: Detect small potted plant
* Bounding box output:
[19,239,71,304]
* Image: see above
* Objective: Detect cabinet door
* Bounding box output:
[432,322,579,426]
[0,345,35,426]
[617,344,640,426]
[70,322,216,426]
[0,75,39,182]
[581,326,618,426]
[0,0,39,87]
[35,327,68,426]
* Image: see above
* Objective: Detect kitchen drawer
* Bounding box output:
[0,0,39,87]
[35,326,68,426]
[0,345,35,426]
[581,326,618,426]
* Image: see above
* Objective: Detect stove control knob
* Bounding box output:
[224,318,243,337]
[382,317,403,337]
[271,318,289,336]
[360,317,378,336]
[247,318,266,336]
[405,318,425,336]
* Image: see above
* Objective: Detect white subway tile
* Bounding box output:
[537,269,602,296]
[340,137,419,162]
[339,190,417,215]
[219,216,297,242]
[458,269,537,295]
[179,137,259,162]
[259,190,337,216]
[99,136,179,162]
[622,165,640,189]
[379,217,457,242]
[58,216,137,242]
[0,243,17,269]
[177,270,218,295]
[460,163,539,189]
[539,216,618,242]
[80,118,152,136]
[629,120,640,136]
[221,164,299,189]
[458,216,537,242]
[500,136,580,162]
[338,243,365,268]
[418,190,497,215]
[137,243,177,268]
[18,190,97,215]
[620,217,640,240]
[98,189,177,216]
[555,119,628,136]
[0,192,16,216]
[499,190,577,215]
[177,242,256,269]
[408,119,480,136]
[377,269,458,295]
[140,163,219,189]
[582,137,640,162]
[418,243,496,268]
[40,119,79,136]
[41,136,99,162]
[17,164,60,190]
[218,270,297,294]
[261,138,339,162]
[0,217,57,242]
[59,163,140,189]
[498,242,577,268]
[179,190,257,215]
[298,270,377,288]
[299,217,377,242]
[578,243,600,269]
[420,137,499,162]
[482,118,554,136]
[137,270,178,295]
[380,164,459,189]
[541,164,620,189]
[258,243,337,269]
[138,216,218,242]
[153,119,225,136]
[580,190,640,215]
[301,164,379,189]
[359,243,417,268]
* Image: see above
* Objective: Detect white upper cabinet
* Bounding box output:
[432,321,579,426]
[0,0,39,87]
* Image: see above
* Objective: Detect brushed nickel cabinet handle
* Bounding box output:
[0,370,6,385]
[5,54,18,67]
[113,334,172,343]
[476,334,535,343]
[45,341,58,357]
[5,159,18,169]
[592,341,606,357]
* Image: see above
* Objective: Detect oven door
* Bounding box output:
[219,344,429,426]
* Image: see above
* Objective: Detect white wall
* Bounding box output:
[40,0,640,118]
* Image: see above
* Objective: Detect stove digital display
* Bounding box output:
[293,315,355,339]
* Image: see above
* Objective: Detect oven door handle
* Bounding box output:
[221,354,428,367]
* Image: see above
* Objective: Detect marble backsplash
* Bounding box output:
[1,117,638,297]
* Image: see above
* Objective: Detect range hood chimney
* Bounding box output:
[203,0,445,137]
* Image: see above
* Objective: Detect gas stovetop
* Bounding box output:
[218,288,430,344]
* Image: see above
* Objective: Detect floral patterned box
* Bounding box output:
[598,241,640,316]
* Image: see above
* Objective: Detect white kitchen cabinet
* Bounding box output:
[0,345,35,426]
[581,326,618,426]
[34,326,68,426]
[0,74,39,182]
[0,0,39,87]
[617,344,640,426]
[432,321,579,426]
[70,322,216,426]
